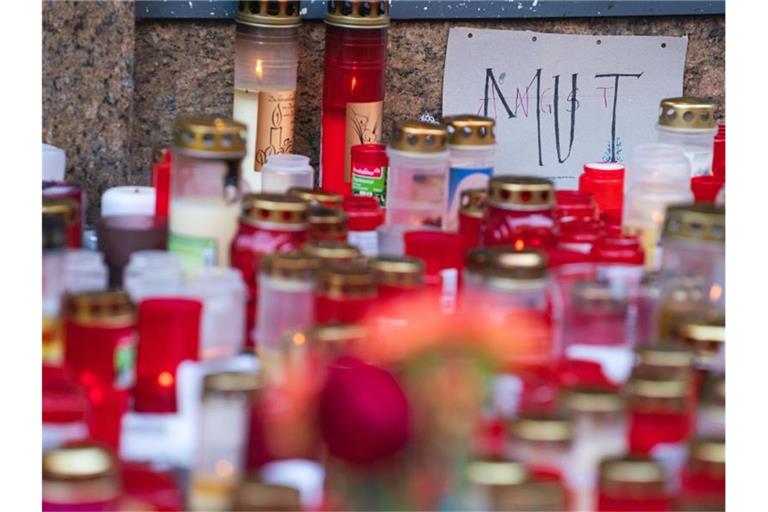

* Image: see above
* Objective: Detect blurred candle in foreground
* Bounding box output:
[678,437,725,511]
[483,176,556,249]
[597,456,670,512]
[231,480,302,512]
[315,265,377,324]
[234,1,300,191]
[307,205,348,242]
[458,188,487,249]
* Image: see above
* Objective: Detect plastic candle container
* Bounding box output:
[188,268,248,360]
[678,438,725,511]
[351,143,389,206]
[505,414,574,484]
[370,256,425,303]
[597,456,671,512]
[231,481,302,512]
[558,216,602,255]
[287,186,344,210]
[656,97,718,177]
[97,215,168,288]
[123,250,185,302]
[458,188,487,249]
[134,298,202,413]
[403,230,466,315]
[622,143,693,270]
[674,316,725,374]
[386,121,451,229]
[554,189,599,223]
[168,117,246,273]
[343,194,385,257]
[578,163,625,225]
[307,205,348,242]
[230,193,309,348]
[63,250,108,293]
[442,115,496,231]
[482,176,557,249]
[320,1,389,196]
[189,372,261,511]
[42,442,120,512]
[315,265,378,324]
[464,458,529,510]
[302,239,362,265]
[261,154,314,194]
[562,388,627,512]
[661,203,725,307]
[42,366,89,451]
[233,1,300,191]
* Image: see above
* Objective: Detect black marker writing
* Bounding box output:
[484,68,515,119]
[552,73,578,164]
[594,72,643,162]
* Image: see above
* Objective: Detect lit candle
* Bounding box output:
[101,186,156,217]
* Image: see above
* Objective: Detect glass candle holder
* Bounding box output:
[189,371,261,511]
[230,193,309,348]
[343,194,385,257]
[62,250,108,294]
[351,143,389,206]
[673,314,725,374]
[42,442,120,512]
[442,115,496,231]
[261,154,314,194]
[234,1,300,191]
[656,97,718,177]
[307,205,348,242]
[315,265,377,324]
[134,297,203,413]
[678,437,725,511]
[188,268,248,361]
[386,121,451,230]
[483,176,557,249]
[656,275,709,341]
[168,117,246,273]
[458,188,487,249]
[661,203,725,307]
[97,215,169,288]
[554,190,599,223]
[320,1,389,196]
[558,216,602,255]
[42,366,89,451]
[622,143,693,271]
[123,250,184,302]
[370,255,425,303]
[597,456,671,512]
[287,186,344,210]
[464,458,529,511]
[579,162,626,226]
[403,230,466,315]
[461,247,492,303]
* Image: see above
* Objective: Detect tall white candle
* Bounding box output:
[168,197,239,273]
[233,89,261,193]
[101,186,156,217]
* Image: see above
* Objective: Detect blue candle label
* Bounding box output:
[168,232,217,273]
[444,167,493,231]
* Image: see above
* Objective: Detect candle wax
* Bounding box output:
[169,198,239,273]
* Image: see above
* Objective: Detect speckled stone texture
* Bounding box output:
[43,5,724,216]
[42,0,135,220]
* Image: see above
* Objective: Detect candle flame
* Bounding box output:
[158,371,174,387]
[215,460,234,478]
[255,59,264,78]
[351,75,357,92]
[292,332,306,346]
[514,239,525,251]
[652,210,664,224]
[710,284,723,302]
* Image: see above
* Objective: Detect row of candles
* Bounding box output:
[41,2,725,511]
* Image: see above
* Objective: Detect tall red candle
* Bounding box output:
[320,1,389,196]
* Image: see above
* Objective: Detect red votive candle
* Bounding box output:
[320,2,389,196]
[483,176,557,249]
[370,256,425,303]
[690,175,725,204]
[458,188,487,249]
[404,230,466,314]
[134,297,202,413]
[579,162,625,226]
[315,265,377,324]
[678,438,725,511]
[555,190,599,221]
[597,456,671,512]
[308,205,348,242]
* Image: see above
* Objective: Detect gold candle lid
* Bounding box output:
[562,387,626,414]
[43,442,117,482]
[689,437,725,478]
[370,256,425,288]
[658,97,718,131]
[459,188,488,219]
[260,251,321,280]
[571,280,628,314]
[287,187,343,209]
[308,205,348,239]
[599,456,667,498]
[203,371,261,396]
[488,176,555,210]
[235,1,301,28]
[389,121,449,154]
[241,193,309,226]
[61,290,135,327]
[663,203,725,244]
[317,265,377,299]
[443,115,496,146]
[232,480,302,511]
[325,0,390,29]
[486,247,549,284]
[172,116,247,158]
[493,480,568,511]
[290,322,368,360]
[43,196,80,224]
[466,459,528,487]
[634,344,695,379]
[627,376,690,413]
[302,240,362,262]
[508,414,573,443]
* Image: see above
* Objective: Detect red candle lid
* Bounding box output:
[554,190,599,221]
[351,143,388,167]
[403,231,466,274]
[690,175,725,204]
[590,235,645,265]
[342,195,385,231]
[558,217,602,245]
[579,163,625,217]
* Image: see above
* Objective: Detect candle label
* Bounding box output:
[254,89,296,172]
[168,232,218,273]
[351,163,388,207]
[445,167,492,231]
[346,101,383,183]
[114,332,136,389]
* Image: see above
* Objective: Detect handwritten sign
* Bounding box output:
[443,28,688,188]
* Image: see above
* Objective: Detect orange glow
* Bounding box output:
[351,76,357,92]
[710,284,723,302]
[652,210,664,224]
[254,59,264,78]
[514,239,525,251]
[158,371,174,388]
[292,332,306,346]
[214,460,234,478]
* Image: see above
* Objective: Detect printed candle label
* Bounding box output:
[114,332,137,390]
[255,90,296,172]
[351,163,388,206]
[346,101,383,182]
[445,167,492,231]
[168,232,218,274]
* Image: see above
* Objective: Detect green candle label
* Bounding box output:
[168,232,217,273]
[351,164,388,207]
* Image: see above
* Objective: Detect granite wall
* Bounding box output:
[42,1,725,220]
